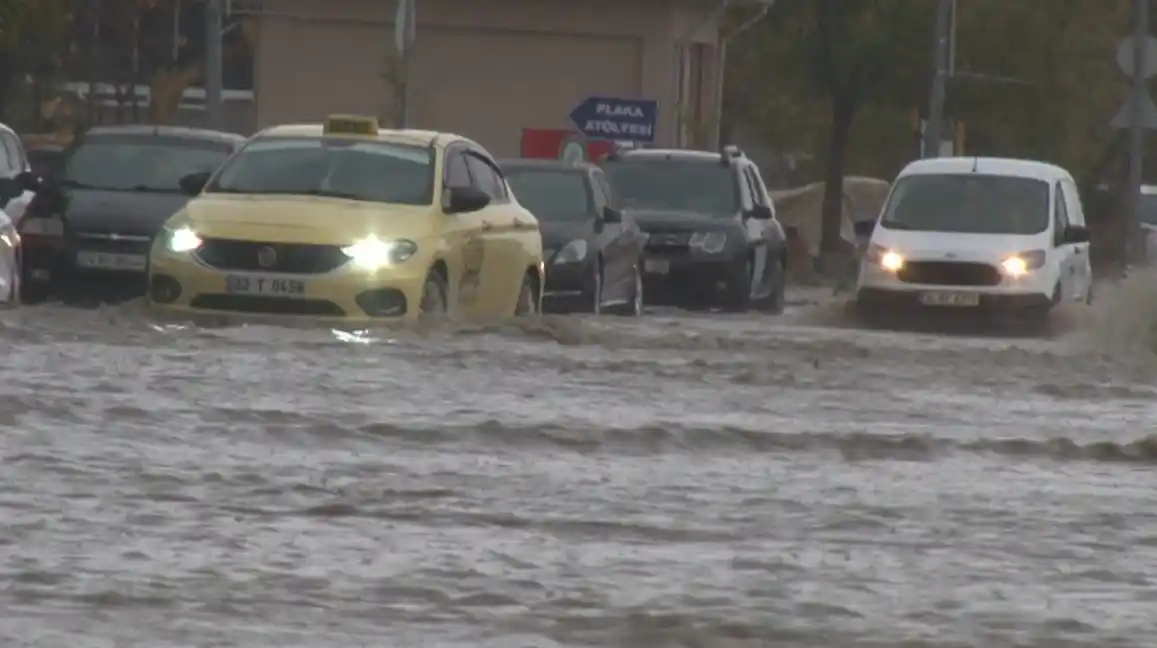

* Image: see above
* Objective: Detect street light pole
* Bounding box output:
[205,0,223,129]
[923,0,952,158]
[1128,0,1148,264]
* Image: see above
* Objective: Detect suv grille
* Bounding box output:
[195,239,349,274]
[898,261,1001,286]
[645,230,692,250]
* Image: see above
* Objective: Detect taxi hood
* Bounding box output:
[175,194,440,244]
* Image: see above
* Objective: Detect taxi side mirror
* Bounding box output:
[1062,224,1090,244]
[445,186,490,214]
[602,206,622,223]
[179,171,211,196]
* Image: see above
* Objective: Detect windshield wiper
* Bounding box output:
[129,185,181,193]
[298,189,363,200]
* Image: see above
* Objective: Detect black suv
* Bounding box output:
[600,145,787,313]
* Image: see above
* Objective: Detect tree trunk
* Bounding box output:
[818,92,856,277]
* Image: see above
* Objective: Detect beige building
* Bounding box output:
[248,0,737,156]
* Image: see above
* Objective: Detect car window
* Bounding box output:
[444,151,471,189]
[465,153,506,201]
[1063,180,1085,226]
[504,168,592,222]
[879,173,1049,235]
[68,134,234,192]
[744,167,765,207]
[749,167,774,214]
[3,133,26,172]
[602,159,738,217]
[589,171,609,209]
[0,137,16,176]
[1053,181,1070,246]
[592,170,617,208]
[206,136,435,204]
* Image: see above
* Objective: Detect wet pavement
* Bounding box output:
[2,280,1156,647]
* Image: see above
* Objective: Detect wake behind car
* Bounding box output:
[854,157,1092,328]
[147,115,544,322]
[601,145,787,313]
[18,125,245,303]
[501,158,644,315]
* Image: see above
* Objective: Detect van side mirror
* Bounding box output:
[602,206,622,223]
[747,205,772,220]
[179,171,211,196]
[853,220,876,237]
[1062,224,1090,244]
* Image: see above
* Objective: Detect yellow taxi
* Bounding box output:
[146,115,544,321]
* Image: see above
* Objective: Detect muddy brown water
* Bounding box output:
[2,280,1156,647]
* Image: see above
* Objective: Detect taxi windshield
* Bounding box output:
[206,137,435,205]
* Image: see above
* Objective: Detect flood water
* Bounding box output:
[2,279,1157,647]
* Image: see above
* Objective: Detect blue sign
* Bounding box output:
[568,96,658,143]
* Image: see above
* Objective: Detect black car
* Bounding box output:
[18,125,245,303]
[501,158,645,315]
[601,145,788,313]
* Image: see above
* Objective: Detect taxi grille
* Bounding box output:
[897,261,1001,286]
[190,295,346,316]
[195,238,349,274]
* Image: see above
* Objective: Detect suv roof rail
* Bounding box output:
[721,144,743,159]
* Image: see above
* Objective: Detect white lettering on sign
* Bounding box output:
[594,102,646,119]
[583,119,654,138]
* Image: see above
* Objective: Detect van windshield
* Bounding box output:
[879,174,1050,235]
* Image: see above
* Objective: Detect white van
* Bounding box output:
[854,157,1092,321]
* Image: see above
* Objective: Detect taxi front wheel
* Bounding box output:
[515,272,538,316]
[419,269,449,321]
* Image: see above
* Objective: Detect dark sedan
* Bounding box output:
[501,159,645,315]
[18,125,245,303]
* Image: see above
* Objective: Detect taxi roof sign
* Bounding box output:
[324,114,380,136]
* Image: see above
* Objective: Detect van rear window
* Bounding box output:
[879,174,1050,235]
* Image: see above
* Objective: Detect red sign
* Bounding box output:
[520,128,614,163]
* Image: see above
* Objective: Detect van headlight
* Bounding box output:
[689,231,727,253]
[341,236,417,269]
[1000,250,1046,277]
[866,243,904,271]
[553,239,587,264]
[167,226,202,252]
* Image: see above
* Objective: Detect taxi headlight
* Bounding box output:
[167,226,202,252]
[1000,249,1046,276]
[553,239,587,264]
[342,236,417,269]
[689,231,727,253]
[866,243,904,271]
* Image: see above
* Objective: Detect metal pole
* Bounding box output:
[1128,0,1148,264]
[397,50,410,129]
[205,0,224,129]
[923,0,952,158]
[710,3,771,150]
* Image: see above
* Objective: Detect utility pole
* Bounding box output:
[1128,0,1149,264]
[205,0,224,129]
[923,0,952,158]
[394,0,416,129]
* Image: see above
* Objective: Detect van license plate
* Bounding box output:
[920,291,980,307]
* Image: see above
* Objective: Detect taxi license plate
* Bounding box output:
[225,275,307,296]
[76,251,146,271]
[644,258,669,275]
[919,291,980,307]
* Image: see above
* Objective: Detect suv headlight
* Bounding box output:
[553,239,587,264]
[342,236,417,269]
[1000,249,1046,276]
[689,231,727,253]
[166,226,202,252]
[866,243,904,271]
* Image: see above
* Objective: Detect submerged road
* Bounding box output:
[1,281,1156,647]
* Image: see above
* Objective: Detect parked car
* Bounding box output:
[501,158,644,315]
[601,145,788,313]
[18,125,245,303]
[26,143,66,180]
[853,157,1092,329]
